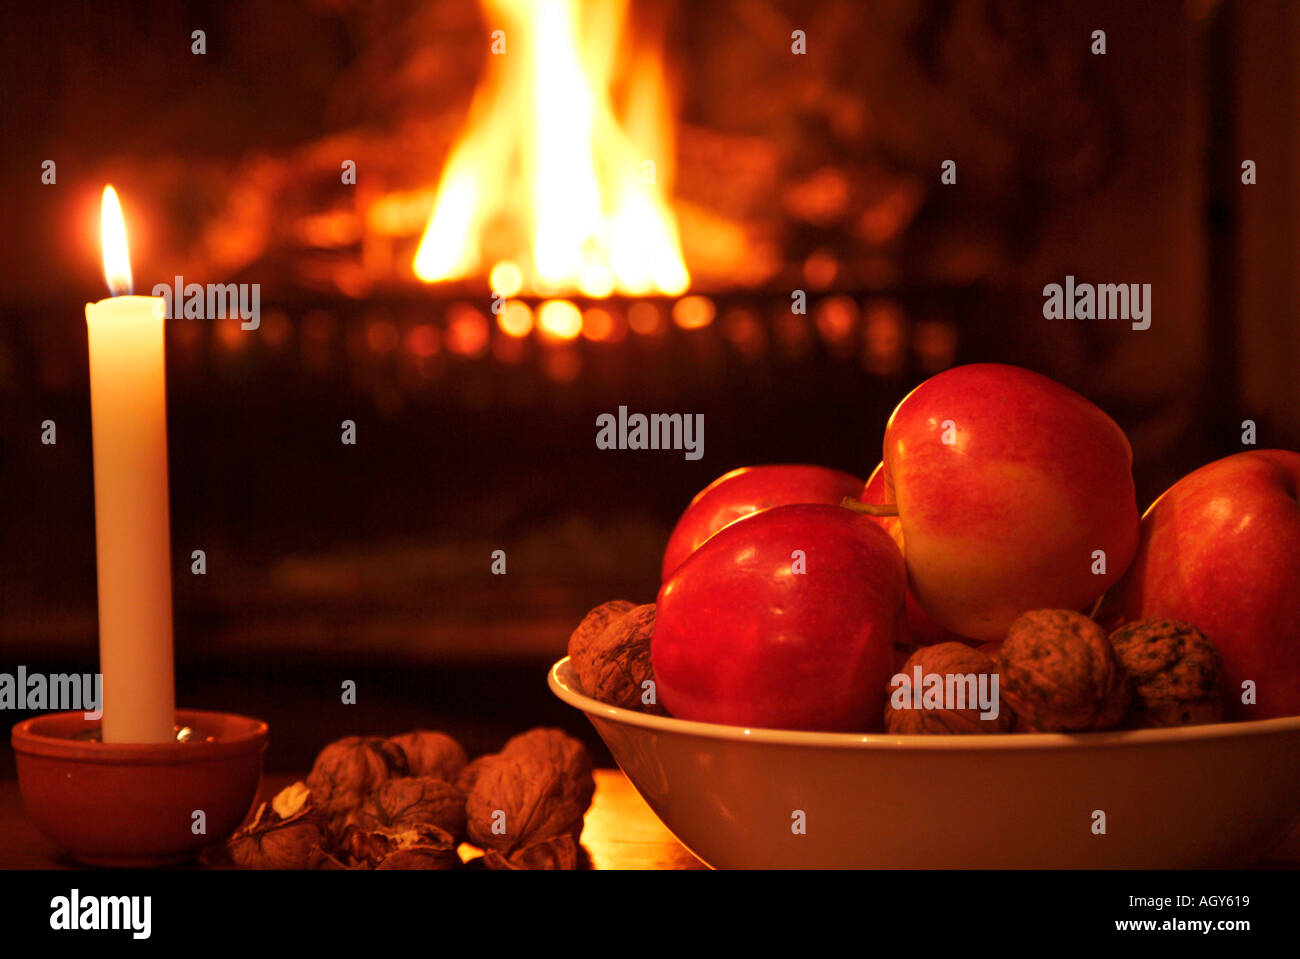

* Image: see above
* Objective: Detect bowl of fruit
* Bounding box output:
[550,363,1300,868]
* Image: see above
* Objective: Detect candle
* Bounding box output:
[86,186,175,743]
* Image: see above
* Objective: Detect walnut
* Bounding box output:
[341,822,461,870]
[885,642,1013,733]
[482,833,589,870]
[499,726,594,773]
[306,736,409,833]
[568,601,666,714]
[226,782,332,869]
[466,728,595,857]
[455,753,499,795]
[356,776,467,842]
[1108,619,1225,727]
[999,609,1132,731]
[567,600,636,665]
[386,730,468,782]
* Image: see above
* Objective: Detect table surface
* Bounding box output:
[3,770,1297,869]
[0,769,706,870]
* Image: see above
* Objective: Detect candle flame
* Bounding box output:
[101,185,133,296]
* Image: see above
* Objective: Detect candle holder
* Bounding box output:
[11,709,268,867]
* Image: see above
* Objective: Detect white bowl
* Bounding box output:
[550,657,1300,868]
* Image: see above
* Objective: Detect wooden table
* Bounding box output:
[4,771,1297,869]
[0,770,706,869]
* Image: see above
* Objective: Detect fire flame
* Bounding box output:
[414,0,689,297]
[101,185,134,296]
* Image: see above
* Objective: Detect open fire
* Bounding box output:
[414,0,690,298]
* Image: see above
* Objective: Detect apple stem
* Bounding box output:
[1087,593,1106,620]
[840,497,899,517]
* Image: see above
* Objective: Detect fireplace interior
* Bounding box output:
[2,0,1298,772]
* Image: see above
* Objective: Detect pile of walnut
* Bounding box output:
[218,728,595,869]
[885,609,1227,734]
[569,598,1228,736]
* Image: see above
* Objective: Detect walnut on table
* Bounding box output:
[305,736,409,837]
[464,728,596,870]
[230,724,596,870]
[341,822,461,870]
[354,776,467,841]
[225,781,342,870]
[387,730,468,782]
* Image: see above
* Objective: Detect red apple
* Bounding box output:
[1110,449,1300,720]
[862,462,974,646]
[661,464,864,580]
[883,363,1140,640]
[652,503,906,730]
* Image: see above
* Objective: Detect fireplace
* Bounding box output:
[2,0,1297,772]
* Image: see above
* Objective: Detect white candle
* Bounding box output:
[85,186,175,743]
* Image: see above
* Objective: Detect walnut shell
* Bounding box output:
[499,726,594,771]
[386,730,468,782]
[481,833,589,870]
[1109,619,1225,727]
[999,609,1132,731]
[569,602,666,714]
[376,844,461,870]
[355,776,468,842]
[271,780,312,819]
[342,822,460,870]
[455,753,499,794]
[227,784,330,869]
[466,728,595,852]
[306,736,409,831]
[885,642,1013,733]
[567,600,636,665]
[228,814,326,870]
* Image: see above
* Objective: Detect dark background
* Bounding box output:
[1,0,1297,773]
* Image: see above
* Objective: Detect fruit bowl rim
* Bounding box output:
[549,657,1300,749]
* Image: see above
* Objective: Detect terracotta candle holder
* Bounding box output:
[11,708,268,867]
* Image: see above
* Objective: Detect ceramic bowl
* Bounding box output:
[12,709,268,867]
[550,657,1300,868]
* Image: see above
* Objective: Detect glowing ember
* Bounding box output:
[407,324,441,357]
[446,305,491,356]
[414,0,690,298]
[581,307,623,342]
[497,299,534,337]
[627,300,665,335]
[537,299,583,340]
[489,261,524,298]
[671,295,715,330]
